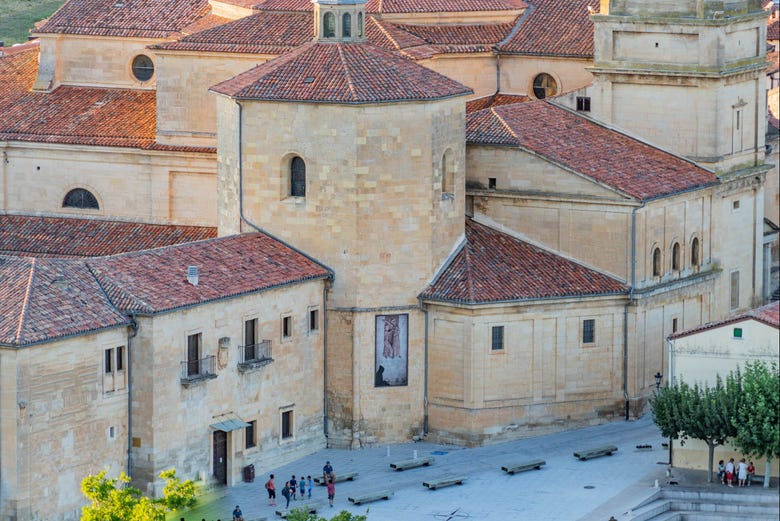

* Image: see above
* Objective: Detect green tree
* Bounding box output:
[650,376,739,483]
[729,360,780,488]
[286,508,368,521]
[80,468,196,521]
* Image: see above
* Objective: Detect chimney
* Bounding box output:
[187,266,199,286]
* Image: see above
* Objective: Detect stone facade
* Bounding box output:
[0,327,129,521]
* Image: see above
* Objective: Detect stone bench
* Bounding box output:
[748,474,765,484]
[348,489,393,505]
[422,475,467,490]
[390,456,435,471]
[314,471,358,485]
[275,501,324,518]
[573,445,618,460]
[501,459,546,474]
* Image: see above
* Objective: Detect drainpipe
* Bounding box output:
[667,338,674,466]
[322,283,329,439]
[624,203,644,420]
[127,313,138,477]
[420,300,429,435]
[494,47,501,93]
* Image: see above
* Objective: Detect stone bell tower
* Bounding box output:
[590,0,769,176]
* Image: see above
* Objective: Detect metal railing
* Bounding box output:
[238,340,272,369]
[180,355,217,383]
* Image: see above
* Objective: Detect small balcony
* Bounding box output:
[238,340,273,371]
[180,355,217,385]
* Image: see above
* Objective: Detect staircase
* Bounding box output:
[625,488,779,521]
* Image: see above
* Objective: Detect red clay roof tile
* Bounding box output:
[0,215,216,258]
[35,0,212,38]
[88,233,330,314]
[152,12,313,54]
[211,41,472,102]
[0,86,156,148]
[466,100,719,201]
[499,0,599,57]
[0,44,39,116]
[466,93,530,113]
[250,0,527,14]
[420,219,627,303]
[0,256,130,346]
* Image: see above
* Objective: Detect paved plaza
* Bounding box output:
[171,414,698,521]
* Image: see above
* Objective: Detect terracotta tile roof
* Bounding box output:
[420,219,627,304]
[0,215,216,258]
[668,301,780,340]
[0,43,39,116]
[466,92,530,113]
[0,256,130,346]
[394,20,516,45]
[466,100,720,201]
[251,0,527,14]
[88,233,330,314]
[153,12,312,54]
[181,13,233,35]
[0,86,156,148]
[367,17,429,51]
[499,0,599,57]
[768,17,779,40]
[211,41,472,103]
[35,0,212,38]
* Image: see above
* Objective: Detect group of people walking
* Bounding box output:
[717,458,755,487]
[262,461,337,510]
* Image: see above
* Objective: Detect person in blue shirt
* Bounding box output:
[232,505,244,521]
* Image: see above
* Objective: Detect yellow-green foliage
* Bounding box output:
[80,469,196,521]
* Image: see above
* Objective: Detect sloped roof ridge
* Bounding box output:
[472,214,625,281]
[497,2,532,46]
[490,106,519,142]
[546,99,711,179]
[337,45,358,100]
[14,258,36,344]
[669,301,780,340]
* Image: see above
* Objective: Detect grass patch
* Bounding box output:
[0,0,66,46]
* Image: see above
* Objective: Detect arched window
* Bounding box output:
[63,188,99,209]
[324,12,336,38]
[342,13,351,37]
[691,237,700,267]
[671,242,680,271]
[291,156,306,197]
[652,248,661,277]
[357,12,364,37]
[532,73,557,99]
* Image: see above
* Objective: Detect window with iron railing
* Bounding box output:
[180,355,217,384]
[238,340,273,370]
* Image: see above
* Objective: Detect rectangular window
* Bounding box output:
[582,319,595,344]
[576,96,591,112]
[282,315,292,339]
[733,200,740,210]
[491,325,504,350]
[488,178,497,190]
[730,271,740,310]
[672,318,678,333]
[733,327,743,338]
[187,333,201,376]
[245,318,257,360]
[246,420,256,449]
[116,345,124,371]
[281,410,293,439]
[309,309,319,332]
[105,348,113,373]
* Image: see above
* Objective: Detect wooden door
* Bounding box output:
[213,430,227,484]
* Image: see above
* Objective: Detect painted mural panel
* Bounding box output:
[375,314,408,387]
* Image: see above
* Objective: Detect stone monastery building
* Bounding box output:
[0,0,777,518]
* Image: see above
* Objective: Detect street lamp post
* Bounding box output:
[654,371,672,466]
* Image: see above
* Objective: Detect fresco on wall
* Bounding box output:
[375,314,408,387]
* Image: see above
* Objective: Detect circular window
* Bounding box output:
[532,73,557,99]
[131,55,154,82]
